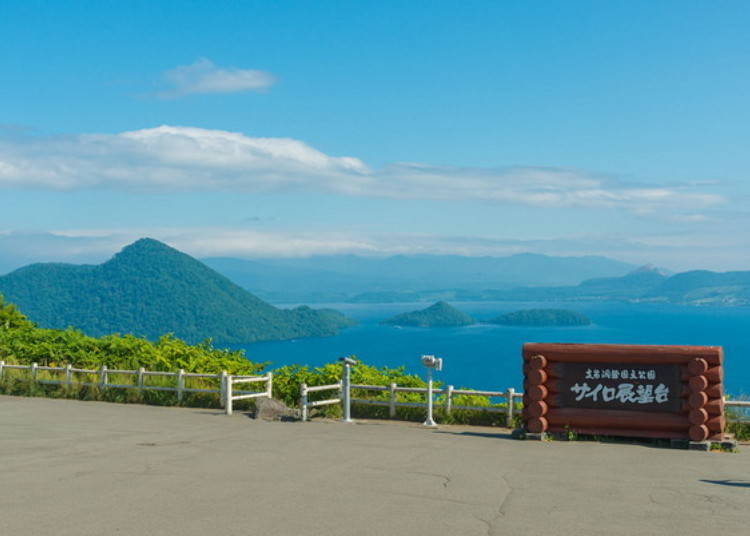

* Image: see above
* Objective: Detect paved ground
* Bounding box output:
[1,396,748,536]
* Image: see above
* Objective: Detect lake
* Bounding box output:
[231,301,750,395]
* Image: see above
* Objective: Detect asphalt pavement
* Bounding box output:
[1,396,748,536]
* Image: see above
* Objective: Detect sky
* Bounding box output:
[1,0,749,272]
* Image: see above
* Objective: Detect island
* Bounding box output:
[489,308,591,327]
[381,301,475,328]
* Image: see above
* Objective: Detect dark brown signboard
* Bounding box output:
[555,362,682,413]
[522,343,725,442]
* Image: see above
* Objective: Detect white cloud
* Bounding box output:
[158,58,275,97]
[2,227,749,273]
[0,125,724,214]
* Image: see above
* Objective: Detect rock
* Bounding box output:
[252,397,300,421]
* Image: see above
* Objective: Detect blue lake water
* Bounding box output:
[231,302,750,395]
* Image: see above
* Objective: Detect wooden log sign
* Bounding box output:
[522,343,725,442]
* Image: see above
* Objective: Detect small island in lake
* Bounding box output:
[490,308,591,327]
[382,301,475,327]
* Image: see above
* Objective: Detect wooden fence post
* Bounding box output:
[65,364,73,386]
[506,387,515,427]
[31,362,38,382]
[446,385,454,416]
[389,383,397,418]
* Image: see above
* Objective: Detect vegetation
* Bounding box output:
[490,308,591,327]
[0,295,515,425]
[382,301,475,327]
[0,238,354,344]
[2,296,744,436]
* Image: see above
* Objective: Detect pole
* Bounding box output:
[506,387,515,428]
[225,375,233,416]
[423,367,437,427]
[301,383,308,422]
[342,361,353,423]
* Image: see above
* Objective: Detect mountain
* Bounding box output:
[201,257,373,302]
[488,265,750,305]
[382,301,475,327]
[349,264,750,306]
[490,309,591,326]
[0,239,354,343]
[645,270,750,305]
[203,253,637,302]
[572,265,670,298]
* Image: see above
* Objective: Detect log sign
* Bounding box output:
[522,343,725,442]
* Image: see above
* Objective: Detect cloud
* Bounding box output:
[0,125,724,214]
[2,228,749,274]
[0,125,370,191]
[158,58,275,97]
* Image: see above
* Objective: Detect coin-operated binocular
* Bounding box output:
[421,355,443,427]
[421,355,443,371]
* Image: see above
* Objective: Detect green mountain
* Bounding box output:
[368,265,750,306]
[0,238,354,343]
[382,301,475,327]
[490,309,591,326]
[499,265,750,305]
[644,270,750,304]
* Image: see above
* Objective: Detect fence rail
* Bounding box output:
[726,400,750,424]
[300,382,342,421]
[352,383,518,425]
[2,359,748,427]
[297,381,521,424]
[225,373,273,415]
[0,360,262,406]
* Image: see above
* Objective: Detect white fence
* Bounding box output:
[727,400,750,424]
[300,382,342,422]
[300,381,521,424]
[300,380,750,426]
[225,373,273,415]
[0,360,269,410]
[2,359,748,426]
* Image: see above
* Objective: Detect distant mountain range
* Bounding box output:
[203,253,638,302]
[344,265,750,306]
[1,239,746,350]
[0,239,353,343]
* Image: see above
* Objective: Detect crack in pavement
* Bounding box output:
[406,470,451,488]
[475,472,515,536]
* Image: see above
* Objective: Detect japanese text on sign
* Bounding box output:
[556,362,682,412]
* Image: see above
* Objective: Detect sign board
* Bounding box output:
[522,343,725,442]
[556,362,682,413]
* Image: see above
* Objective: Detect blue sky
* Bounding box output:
[1,0,749,271]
